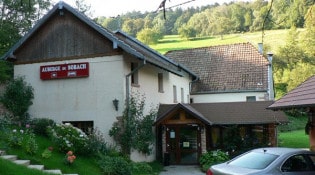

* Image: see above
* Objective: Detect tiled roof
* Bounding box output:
[268,75,315,110]
[157,101,288,125]
[165,43,269,94]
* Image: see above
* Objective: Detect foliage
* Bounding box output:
[132,162,153,174]
[178,25,197,39]
[137,28,162,45]
[109,93,157,155]
[30,118,56,137]
[0,0,51,55]
[0,61,13,83]
[0,77,34,123]
[6,127,38,155]
[98,154,132,175]
[199,150,229,172]
[85,128,110,156]
[223,125,268,158]
[47,123,88,155]
[41,147,53,159]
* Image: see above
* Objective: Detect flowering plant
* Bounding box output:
[65,151,76,165]
[47,123,88,154]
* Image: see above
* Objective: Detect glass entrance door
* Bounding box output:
[166,125,200,164]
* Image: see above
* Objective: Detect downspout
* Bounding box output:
[267,52,274,100]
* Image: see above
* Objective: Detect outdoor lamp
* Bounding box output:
[112,99,119,111]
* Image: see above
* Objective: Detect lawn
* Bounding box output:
[278,130,309,149]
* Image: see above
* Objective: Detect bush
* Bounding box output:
[199,150,229,172]
[98,154,132,175]
[47,123,88,155]
[132,162,153,174]
[0,77,34,123]
[31,118,55,137]
[85,128,110,156]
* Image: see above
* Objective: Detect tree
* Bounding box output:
[301,5,315,57]
[0,77,34,122]
[0,0,51,55]
[178,25,197,39]
[137,28,162,45]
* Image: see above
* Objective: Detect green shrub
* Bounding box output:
[85,128,109,156]
[31,118,55,137]
[0,77,34,123]
[47,123,88,155]
[98,155,132,175]
[199,150,229,172]
[132,162,153,174]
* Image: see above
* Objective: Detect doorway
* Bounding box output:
[166,125,201,165]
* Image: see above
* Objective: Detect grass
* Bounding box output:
[150,29,290,54]
[278,130,309,148]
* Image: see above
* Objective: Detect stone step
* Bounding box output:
[0,155,17,161]
[28,164,45,170]
[13,159,30,166]
[43,169,62,174]
[0,150,6,156]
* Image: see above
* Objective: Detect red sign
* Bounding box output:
[40,62,89,80]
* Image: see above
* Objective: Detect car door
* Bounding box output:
[281,154,315,175]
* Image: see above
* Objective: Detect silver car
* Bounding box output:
[207,147,315,175]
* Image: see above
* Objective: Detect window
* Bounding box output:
[158,73,164,93]
[181,88,184,103]
[281,155,312,172]
[62,121,93,134]
[131,62,139,85]
[173,85,177,103]
[246,96,256,102]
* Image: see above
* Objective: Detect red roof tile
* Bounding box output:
[165,43,269,94]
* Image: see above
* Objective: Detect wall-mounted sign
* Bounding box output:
[40,62,89,80]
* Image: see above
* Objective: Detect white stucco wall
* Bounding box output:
[14,55,193,162]
[14,56,125,143]
[191,92,268,103]
[128,63,192,110]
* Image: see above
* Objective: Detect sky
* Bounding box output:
[52,0,236,18]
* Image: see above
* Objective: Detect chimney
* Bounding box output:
[267,52,274,100]
[258,43,263,54]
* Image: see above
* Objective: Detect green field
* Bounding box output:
[150,29,291,54]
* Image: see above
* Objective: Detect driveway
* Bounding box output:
[159,165,204,175]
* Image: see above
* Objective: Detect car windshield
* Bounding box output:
[228,151,279,169]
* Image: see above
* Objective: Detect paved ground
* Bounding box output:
[159,165,204,175]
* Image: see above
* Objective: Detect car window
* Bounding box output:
[228,151,278,169]
[281,155,312,172]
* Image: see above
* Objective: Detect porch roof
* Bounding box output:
[156,101,288,125]
[268,75,315,110]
